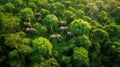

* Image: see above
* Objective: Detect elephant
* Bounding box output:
[36,17,43,24]
[23,22,32,28]
[25,28,36,34]
[50,34,62,42]
[59,21,67,26]
[58,26,69,32]
[34,13,40,19]
[67,32,74,39]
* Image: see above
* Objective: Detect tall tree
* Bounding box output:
[70,19,91,36]
[73,47,89,67]
[42,14,58,32]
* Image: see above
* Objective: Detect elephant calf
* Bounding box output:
[59,26,69,32]
[24,22,32,28]
[59,21,67,26]
[50,34,62,42]
[37,17,43,24]
[34,13,40,19]
[67,32,74,39]
[25,28,36,34]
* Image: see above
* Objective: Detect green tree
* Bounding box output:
[64,1,73,8]
[4,32,28,48]
[61,56,72,67]
[8,50,24,67]
[62,10,75,23]
[111,7,120,24]
[49,2,65,16]
[8,45,33,67]
[5,32,32,67]
[85,3,98,18]
[8,0,24,12]
[104,24,120,41]
[110,41,120,67]
[98,11,108,24]
[107,0,120,12]
[33,0,48,8]
[33,23,48,36]
[70,19,91,36]
[73,35,91,50]
[1,13,20,33]
[91,29,109,43]
[95,0,104,11]
[83,16,92,23]
[73,47,89,67]
[31,37,53,62]
[90,43,101,62]
[39,58,60,67]
[111,41,120,54]
[4,2,15,12]
[73,0,88,5]
[68,6,76,13]
[20,8,34,21]
[40,8,50,18]
[77,4,85,10]
[0,6,5,12]
[42,14,58,32]
[76,9,85,18]
[28,2,37,12]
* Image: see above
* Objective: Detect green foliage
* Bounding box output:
[17,45,33,55]
[4,2,15,12]
[70,19,91,35]
[83,16,92,23]
[34,0,48,7]
[8,0,24,12]
[95,0,104,11]
[112,7,120,24]
[4,32,27,48]
[104,24,120,41]
[92,29,109,43]
[8,50,24,67]
[74,0,88,5]
[42,14,58,32]
[64,1,73,7]
[68,6,76,13]
[61,56,72,67]
[76,9,85,18]
[7,32,32,67]
[39,58,60,67]
[49,2,65,17]
[0,0,120,67]
[73,47,89,66]
[97,10,109,25]
[33,58,59,67]
[61,56,71,64]
[107,0,120,12]
[85,3,98,18]
[40,8,50,18]
[73,35,91,50]
[1,13,20,33]
[62,10,75,22]
[0,6,5,12]
[33,23,48,36]
[28,2,37,12]
[77,4,85,10]
[31,37,53,62]
[111,41,120,53]
[20,8,34,20]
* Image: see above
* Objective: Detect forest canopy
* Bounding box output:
[0,0,120,67]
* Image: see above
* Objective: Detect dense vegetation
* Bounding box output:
[0,0,120,67]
